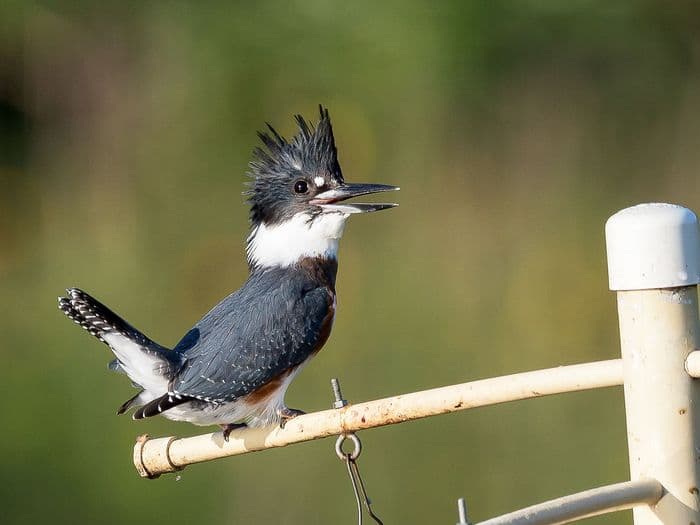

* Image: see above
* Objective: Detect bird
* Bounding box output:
[58,106,398,440]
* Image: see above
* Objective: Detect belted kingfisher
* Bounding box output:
[58,107,398,439]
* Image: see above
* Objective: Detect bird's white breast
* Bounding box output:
[247,211,349,269]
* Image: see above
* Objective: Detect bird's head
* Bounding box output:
[245,107,398,270]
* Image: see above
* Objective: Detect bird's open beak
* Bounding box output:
[310,183,399,214]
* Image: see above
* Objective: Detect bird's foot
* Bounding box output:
[220,422,247,441]
[278,407,306,429]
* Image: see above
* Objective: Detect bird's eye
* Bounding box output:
[294,180,309,194]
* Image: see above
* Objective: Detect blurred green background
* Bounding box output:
[2,2,700,524]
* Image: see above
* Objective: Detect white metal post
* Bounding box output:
[606,203,700,524]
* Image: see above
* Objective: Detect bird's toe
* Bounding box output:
[220,422,248,441]
[278,407,306,429]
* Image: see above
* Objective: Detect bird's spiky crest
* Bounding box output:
[246,106,343,225]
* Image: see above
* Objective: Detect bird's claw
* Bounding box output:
[278,407,305,429]
[220,422,247,441]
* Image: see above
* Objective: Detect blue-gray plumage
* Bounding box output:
[167,259,336,405]
[58,106,398,438]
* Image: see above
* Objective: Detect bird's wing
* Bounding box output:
[169,282,334,404]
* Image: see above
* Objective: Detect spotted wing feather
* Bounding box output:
[133,267,334,419]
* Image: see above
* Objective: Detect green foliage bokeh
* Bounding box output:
[2,2,699,524]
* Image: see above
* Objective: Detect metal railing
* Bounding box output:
[133,203,700,525]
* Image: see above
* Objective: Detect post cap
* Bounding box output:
[605,203,700,291]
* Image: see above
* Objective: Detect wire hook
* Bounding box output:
[335,433,362,461]
[331,379,384,525]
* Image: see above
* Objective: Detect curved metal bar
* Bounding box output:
[476,479,663,525]
[134,359,623,477]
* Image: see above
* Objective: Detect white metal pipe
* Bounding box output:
[606,203,700,525]
[477,479,663,525]
[134,359,623,477]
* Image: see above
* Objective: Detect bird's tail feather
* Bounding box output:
[117,391,145,415]
[132,393,190,420]
[58,288,182,412]
[59,287,164,350]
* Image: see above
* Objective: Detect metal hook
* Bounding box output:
[343,451,384,525]
[336,433,362,461]
[330,378,383,525]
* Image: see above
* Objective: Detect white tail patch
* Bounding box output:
[103,333,170,394]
